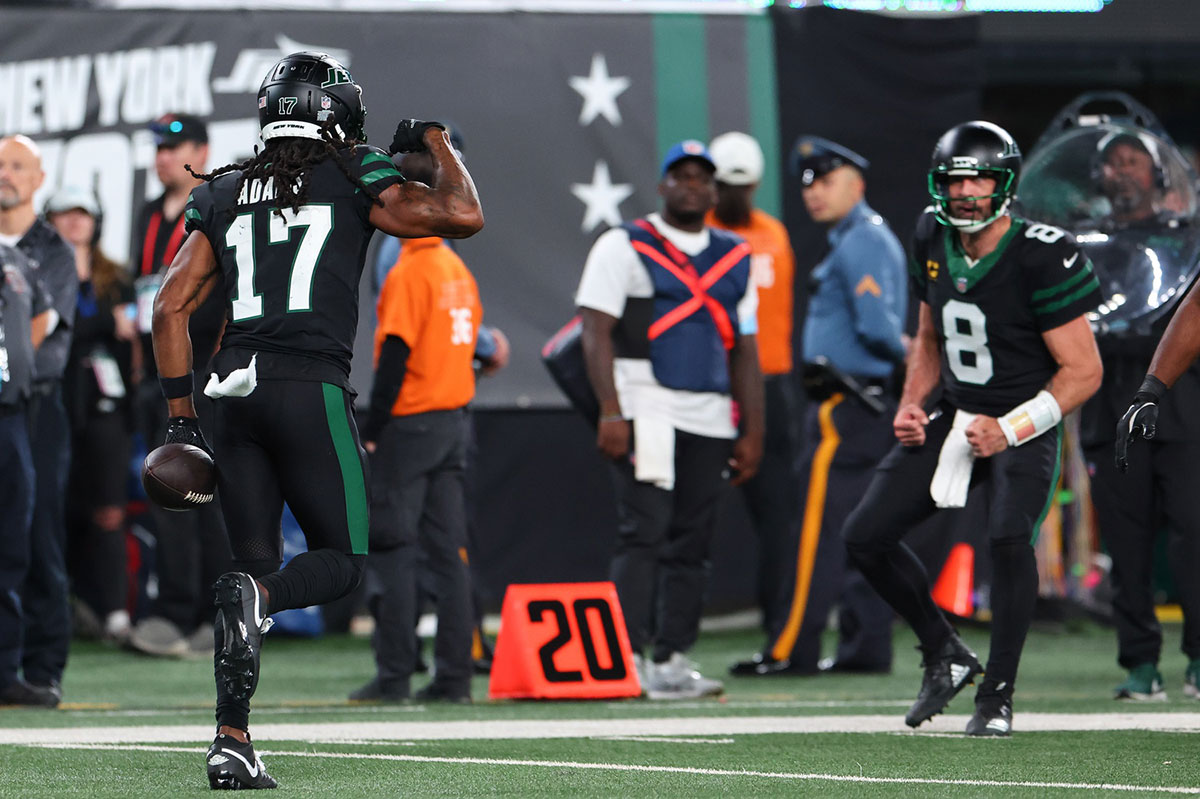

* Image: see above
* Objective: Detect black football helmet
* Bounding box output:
[258,51,366,143]
[928,121,1021,231]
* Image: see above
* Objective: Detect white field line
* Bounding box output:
[2,712,1200,745]
[598,736,735,744]
[28,743,1200,795]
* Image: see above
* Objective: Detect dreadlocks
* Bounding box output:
[186,121,385,217]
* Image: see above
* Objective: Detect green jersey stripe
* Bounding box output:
[1030,261,1095,302]
[360,167,402,185]
[185,208,202,222]
[322,383,369,555]
[360,152,394,168]
[1032,275,1101,316]
[1031,424,1064,544]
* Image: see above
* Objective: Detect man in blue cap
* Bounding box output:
[732,135,906,677]
[575,140,764,699]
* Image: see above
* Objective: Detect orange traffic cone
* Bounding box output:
[932,543,975,618]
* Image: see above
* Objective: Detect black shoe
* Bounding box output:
[27,679,63,707]
[348,677,409,702]
[817,657,892,675]
[473,657,493,675]
[206,732,278,790]
[904,634,983,728]
[0,679,59,708]
[729,653,816,676]
[214,573,273,702]
[414,681,472,704]
[966,682,1013,737]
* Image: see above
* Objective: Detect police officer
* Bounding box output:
[0,242,58,707]
[0,135,77,704]
[733,136,906,676]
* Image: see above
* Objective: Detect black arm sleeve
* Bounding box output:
[362,334,411,442]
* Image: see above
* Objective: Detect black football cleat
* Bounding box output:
[905,634,983,728]
[206,732,277,790]
[214,573,273,702]
[966,682,1013,737]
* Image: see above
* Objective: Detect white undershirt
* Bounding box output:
[574,214,758,439]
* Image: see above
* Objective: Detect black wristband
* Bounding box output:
[1136,374,1167,403]
[160,372,194,400]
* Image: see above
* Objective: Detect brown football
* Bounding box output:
[141,443,216,511]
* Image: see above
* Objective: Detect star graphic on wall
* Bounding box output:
[569,53,631,127]
[571,160,634,233]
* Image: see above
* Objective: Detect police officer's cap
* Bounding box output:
[791,135,869,186]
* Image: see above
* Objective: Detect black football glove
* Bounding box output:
[389,119,446,155]
[165,415,213,457]
[1115,375,1166,473]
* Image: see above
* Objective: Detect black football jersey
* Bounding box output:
[185,144,404,386]
[908,211,1102,416]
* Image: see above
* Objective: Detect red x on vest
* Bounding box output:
[630,219,750,351]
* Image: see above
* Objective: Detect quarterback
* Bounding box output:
[842,121,1103,736]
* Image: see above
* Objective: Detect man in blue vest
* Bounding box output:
[576,140,765,699]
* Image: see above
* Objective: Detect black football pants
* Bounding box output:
[1085,438,1200,669]
[844,402,1059,690]
[211,380,368,730]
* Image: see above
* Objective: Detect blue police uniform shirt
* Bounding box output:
[802,200,906,377]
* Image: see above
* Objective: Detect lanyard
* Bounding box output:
[141,210,187,276]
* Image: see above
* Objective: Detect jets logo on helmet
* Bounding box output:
[258,51,367,143]
[928,120,1022,233]
[321,67,352,88]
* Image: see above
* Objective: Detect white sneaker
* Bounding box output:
[644,652,724,700]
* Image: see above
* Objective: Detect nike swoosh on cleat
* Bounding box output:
[1063,253,1078,269]
[986,719,1011,732]
[220,747,259,778]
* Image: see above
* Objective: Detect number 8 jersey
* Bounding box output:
[184,144,405,389]
[908,210,1102,416]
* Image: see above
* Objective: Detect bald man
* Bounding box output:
[0,135,77,706]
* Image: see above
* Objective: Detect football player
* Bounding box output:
[151,51,483,789]
[842,121,1103,736]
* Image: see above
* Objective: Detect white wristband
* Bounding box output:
[997,390,1062,447]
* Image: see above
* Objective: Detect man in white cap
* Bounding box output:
[703,132,802,677]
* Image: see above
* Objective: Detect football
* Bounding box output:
[141,443,216,511]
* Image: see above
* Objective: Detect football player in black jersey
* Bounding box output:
[842,121,1103,736]
[151,51,483,789]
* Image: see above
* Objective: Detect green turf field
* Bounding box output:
[2,621,1198,797]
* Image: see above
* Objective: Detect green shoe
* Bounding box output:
[1185,660,1200,699]
[1115,663,1167,701]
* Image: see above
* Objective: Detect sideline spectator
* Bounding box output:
[576,140,764,699]
[46,186,136,644]
[352,147,504,704]
[1089,131,1200,700]
[0,135,77,705]
[128,113,231,658]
